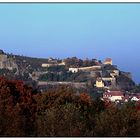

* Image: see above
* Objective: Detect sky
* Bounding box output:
[0,3,140,83]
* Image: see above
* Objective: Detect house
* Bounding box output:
[69,68,79,73]
[103,90,124,102]
[104,58,112,65]
[130,94,140,102]
[95,78,104,88]
[131,96,140,102]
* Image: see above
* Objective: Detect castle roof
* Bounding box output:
[105,58,112,62]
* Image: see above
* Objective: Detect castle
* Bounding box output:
[67,57,119,89]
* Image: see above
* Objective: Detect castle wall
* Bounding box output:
[0,54,18,70]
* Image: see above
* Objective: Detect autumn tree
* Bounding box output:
[0,76,37,136]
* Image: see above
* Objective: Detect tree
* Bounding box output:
[0,76,37,136]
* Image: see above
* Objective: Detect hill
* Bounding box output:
[0,49,136,92]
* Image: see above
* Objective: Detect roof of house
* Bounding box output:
[104,91,124,96]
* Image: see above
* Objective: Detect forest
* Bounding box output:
[0,76,140,137]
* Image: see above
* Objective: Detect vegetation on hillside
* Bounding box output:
[0,76,140,137]
[0,50,136,92]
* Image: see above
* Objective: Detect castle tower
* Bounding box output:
[104,58,112,65]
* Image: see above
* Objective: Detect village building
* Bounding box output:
[130,93,140,102]
[69,68,79,73]
[95,78,104,88]
[131,96,140,102]
[103,90,124,102]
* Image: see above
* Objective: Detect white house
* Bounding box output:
[131,96,140,102]
[69,68,79,73]
[129,93,140,102]
[103,91,124,102]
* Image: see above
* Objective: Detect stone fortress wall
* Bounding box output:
[0,53,18,71]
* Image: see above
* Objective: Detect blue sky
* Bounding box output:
[0,3,140,83]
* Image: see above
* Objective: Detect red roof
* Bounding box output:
[104,91,124,97]
[105,58,112,62]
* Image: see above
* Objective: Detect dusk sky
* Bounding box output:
[0,3,140,83]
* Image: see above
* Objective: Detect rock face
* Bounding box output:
[116,71,135,90]
[0,50,18,71]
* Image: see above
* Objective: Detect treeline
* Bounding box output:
[15,55,101,70]
[0,76,140,137]
[64,57,101,68]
